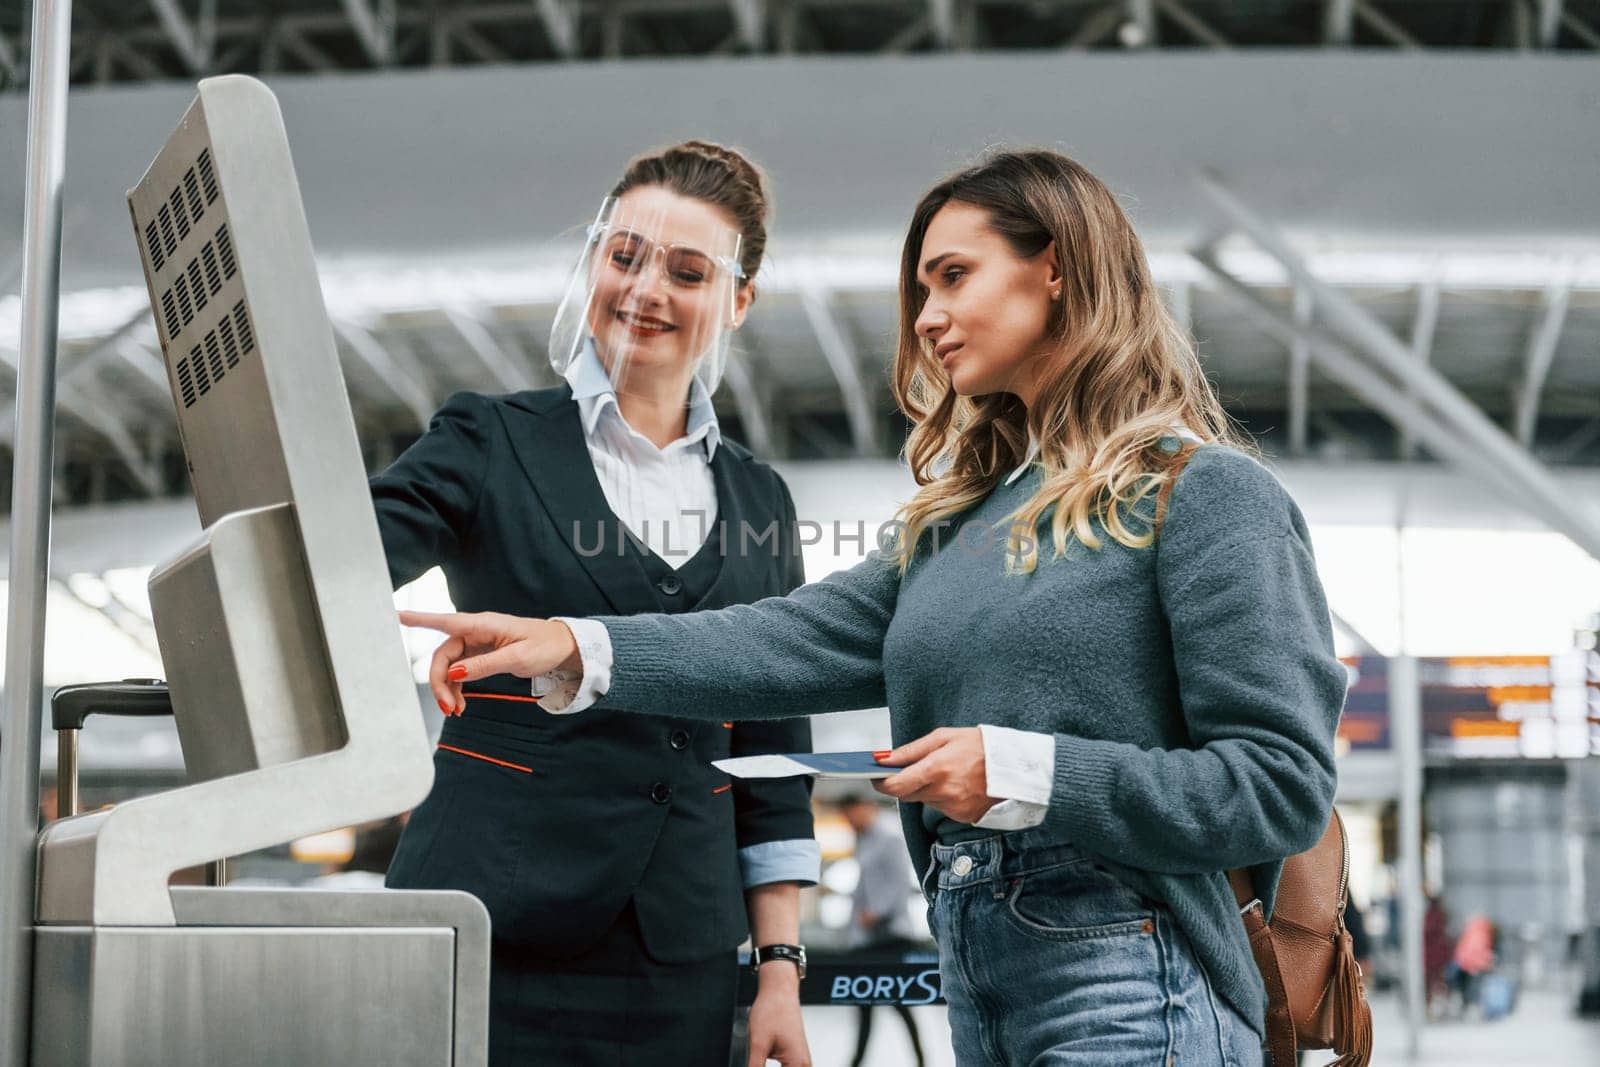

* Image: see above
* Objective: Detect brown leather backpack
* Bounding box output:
[1155,442,1372,1066]
[1228,811,1372,1066]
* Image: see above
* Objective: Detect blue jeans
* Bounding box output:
[925,830,1264,1066]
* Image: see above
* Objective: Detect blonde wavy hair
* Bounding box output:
[889,150,1248,573]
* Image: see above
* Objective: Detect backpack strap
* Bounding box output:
[1233,874,1300,1066]
[1152,441,1198,537]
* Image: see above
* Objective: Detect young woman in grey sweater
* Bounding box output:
[404,150,1347,1066]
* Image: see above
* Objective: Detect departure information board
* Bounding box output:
[1334,653,1600,759]
[1337,656,1392,753]
[1419,654,1598,759]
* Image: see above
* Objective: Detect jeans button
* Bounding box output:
[650,782,673,805]
[669,729,690,750]
[951,855,974,877]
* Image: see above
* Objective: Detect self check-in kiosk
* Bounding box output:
[28,75,489,1065]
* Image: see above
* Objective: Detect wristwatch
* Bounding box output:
[750,943,807,979]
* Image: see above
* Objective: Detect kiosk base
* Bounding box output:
[32,887,490,1066]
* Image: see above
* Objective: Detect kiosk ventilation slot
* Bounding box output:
[143,149,224,288]
[145,220,165,273]
[143,143,256,408]
[171,300,258,409]
[176,355,196,407]
[190,344,210,396]
[197,148,219,203]
[183,168,206,224]
[215,225,237,279]
[169,186,190,242]
[156,224,237,345]
[157,204,177,257]
[231,301,255,355]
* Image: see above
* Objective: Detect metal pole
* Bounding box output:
[0,2,73,1063]
[1194,172,1600,561]
[1390,654,1426,1060]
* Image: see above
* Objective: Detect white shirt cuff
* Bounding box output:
[974,724,1054,831]
[738,838,823,889]
[533,618,613,714]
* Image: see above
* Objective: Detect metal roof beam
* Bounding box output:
[881,12,932,53]
[1065,4,1123,49]
[1398,277,1439,460]
[536,0,581,58]
[1562,10,1600,48]
[719,351,776,457]
[928,0,957,50]
[1330,607,1382,656]
[333,319,437,431]
[58,380,165,496]
[1287,286,1311,457]
[1124,0,1158,48]
[0,31,20,90]
[52,573,163,659]
[1195,173,1600,560]
[1513,270,1574,447]
[729,0,767,51]
[1194,249,1565,541]
[453,20,512,63]
[113,337,174,395]
[1538,1,1564,48]
[443,307,531,391]
[1323,0,1354,45]
[275,24,340,72]
[146,0,215,74]
[1156,0,1230,49]
[1351,0,1420,49]
[799,288,880,457]
[340,0,398,66]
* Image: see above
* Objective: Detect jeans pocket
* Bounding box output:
[919,857,941,938]
[1002,862,1153,942]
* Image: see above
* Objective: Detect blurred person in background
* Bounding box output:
[1447,915,1498,1016]
[371,141,816,1067]
[404,148,1345,1067]
[839,794,926,1067]
[1424,895,1452,1015]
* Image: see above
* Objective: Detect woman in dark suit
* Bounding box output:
[372,142,817,1067]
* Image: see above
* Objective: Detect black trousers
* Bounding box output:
[848,936,928,1067]
[489,901,738,1066]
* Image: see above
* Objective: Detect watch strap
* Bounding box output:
[751,943,807,979]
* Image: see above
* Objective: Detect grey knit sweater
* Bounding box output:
[594,443,1346,1035]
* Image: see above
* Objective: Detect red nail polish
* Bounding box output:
[447,665,467,681]
[873,750,892,761]
[437,699,452,716]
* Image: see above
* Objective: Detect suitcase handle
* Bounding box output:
[50,678,228,885]
[51,678,172,731]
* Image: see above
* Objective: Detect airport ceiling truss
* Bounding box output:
[2,1,1600,91]
[1,237,1595,514]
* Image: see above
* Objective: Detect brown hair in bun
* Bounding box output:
[611,140,770,290]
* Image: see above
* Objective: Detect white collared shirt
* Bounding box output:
[541,342,820,888]
[531,342,718,712]
[568,340,721,561]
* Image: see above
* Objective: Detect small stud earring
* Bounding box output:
[1051,289,1062,301]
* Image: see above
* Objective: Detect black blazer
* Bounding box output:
[374,386,815,963]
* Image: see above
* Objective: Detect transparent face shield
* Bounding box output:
[549,193,745,404]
